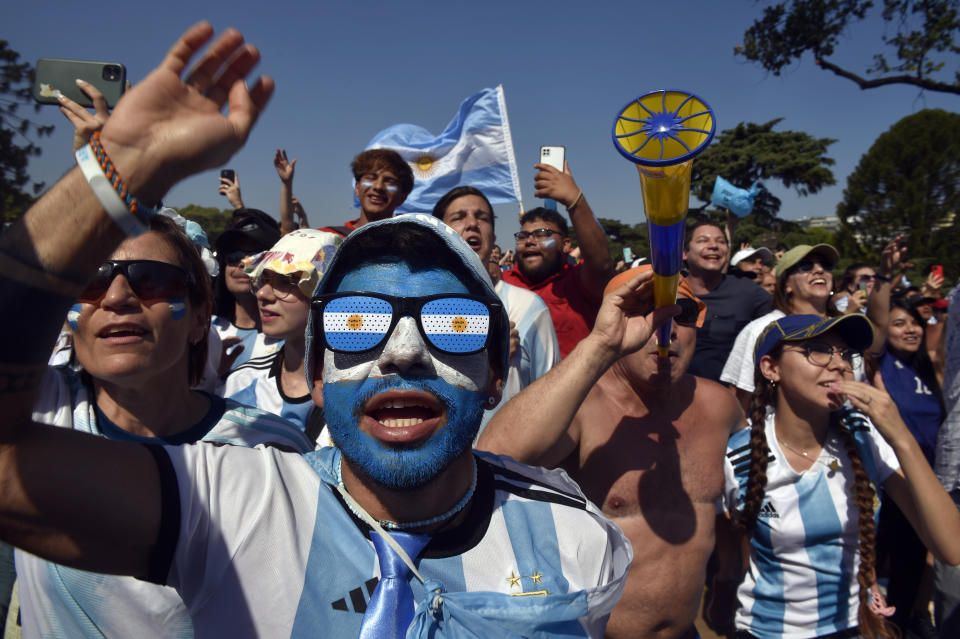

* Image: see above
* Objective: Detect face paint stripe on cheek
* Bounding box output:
[67,303,83,331]
[167,298,187,320]
[541,238,557,249]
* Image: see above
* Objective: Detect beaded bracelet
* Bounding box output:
[74,131,158,236]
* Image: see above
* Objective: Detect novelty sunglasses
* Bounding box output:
[312,292,502,355]
[78,260,192,305]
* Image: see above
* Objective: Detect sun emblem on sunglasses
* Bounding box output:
[347,314,364,330]
[451,316,468,333]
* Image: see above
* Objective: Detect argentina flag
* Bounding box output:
[364,85,522,213]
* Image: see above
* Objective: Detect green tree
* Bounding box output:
[1,41,54,214]
[597,217,649,264]
[737,0,960,95]
[690,119,836,225]
[836,108,960,278]
[178,204,233,247]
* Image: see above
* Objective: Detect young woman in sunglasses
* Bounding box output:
[21,216,312,638]
[722,244,842,413]
[708,314,960,639]
[864,236,947,635]
[223,229,342,443]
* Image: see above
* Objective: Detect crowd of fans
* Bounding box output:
[0,22,957,639]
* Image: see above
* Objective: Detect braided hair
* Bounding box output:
[735,347,899,639]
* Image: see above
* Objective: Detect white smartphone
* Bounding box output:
[539,145,566,172]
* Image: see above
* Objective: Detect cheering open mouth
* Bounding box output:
[362,390,445,446]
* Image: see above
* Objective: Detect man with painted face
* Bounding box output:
[0,25,633,633]
[502,163,614,358]
[321,149,414,237]
[479,265,745,639]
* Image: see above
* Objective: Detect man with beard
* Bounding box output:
[502,163,614,357]
[480,265,744,639]
[0,25,633,636]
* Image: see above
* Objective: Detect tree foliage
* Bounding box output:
[690,118,836,224]
[177,204,233,247]
[736,0,960,95]
[1,41,54,212]
[836,108,959,278]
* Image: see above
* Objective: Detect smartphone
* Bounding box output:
[857,281,868,293]
[622,247,632,262]
[220,169,236,182]
[539,146,566,172]
[932,264,944,280]
[33,58,126,108]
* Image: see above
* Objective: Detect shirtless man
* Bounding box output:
[479,265,744,639]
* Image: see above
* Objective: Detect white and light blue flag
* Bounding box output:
[363,85,522,213]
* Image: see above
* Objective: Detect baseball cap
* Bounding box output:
[603,264,707,328]
[730,246,773,268]
[215,208,281,253]
[754,313,875,362]
[774,244,839,277]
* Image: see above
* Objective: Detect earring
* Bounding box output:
[487,396,497,406]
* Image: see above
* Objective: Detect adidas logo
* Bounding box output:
[758,502,779,519]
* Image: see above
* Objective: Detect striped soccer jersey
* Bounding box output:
[224,349,314,433]
[212,315,283,372]
[723,409,900,639]
[18,366,312,639]
[159,446,632,638]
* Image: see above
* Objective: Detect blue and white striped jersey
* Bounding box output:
[223,349,314,433]
[723,409,899,638]
[160,446,631,638]
[211,315,282,372]
[19,366,312,639]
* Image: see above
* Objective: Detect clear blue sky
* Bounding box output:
[6,0,956,242]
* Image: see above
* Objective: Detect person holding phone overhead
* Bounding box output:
[502,157,614,357]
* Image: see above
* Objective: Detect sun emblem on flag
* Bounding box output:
[347,314,364,330]
[413,154,436,178]
[451,316,468,332]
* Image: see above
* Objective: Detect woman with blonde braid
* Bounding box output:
[710,314,960,639]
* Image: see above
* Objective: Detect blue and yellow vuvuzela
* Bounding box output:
[612,89,715,357]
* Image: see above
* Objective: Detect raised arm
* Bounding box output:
[533,161,613,296]
[477,269,677,465]
[839,375,960,565]
[0,22,272,576]
[866,235,906,354]
[274,148,298,234]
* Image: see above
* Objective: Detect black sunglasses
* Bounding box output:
[312,292,502,355]
[790,259,834,274]
[222,249,259,267]
[78,260,192,305]
[674,298,701,327]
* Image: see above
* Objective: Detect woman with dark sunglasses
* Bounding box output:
[722,244,841,413]
[707,314,960,639]
[863,236,947,636]
[20,215,312,638]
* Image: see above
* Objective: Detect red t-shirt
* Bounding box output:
[502,262,600,358]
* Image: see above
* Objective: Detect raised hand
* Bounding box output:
[58,80,110,151]
[98,22,274,205]
[274,148,296,184]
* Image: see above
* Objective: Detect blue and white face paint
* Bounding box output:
[359,180,399,193]
[67,303,83,331]
[540,237,557,249]
[167,298,187,319]
[322,259,490,490]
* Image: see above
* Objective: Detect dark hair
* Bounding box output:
[773,261,840,317]
[888,299,945,413]
[684,219,727,251]
[351,149,414,196]
[738,347,897,639]
[148,215,212,386]
[322,224,504,379]
[431,186,496,231]
[840,263,874,291]
[519,207,568,236]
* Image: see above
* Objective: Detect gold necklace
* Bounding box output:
[777,437,840,472]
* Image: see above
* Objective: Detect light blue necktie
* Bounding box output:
[358,530,431,639]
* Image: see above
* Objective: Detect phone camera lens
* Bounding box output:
[102,65,121,82]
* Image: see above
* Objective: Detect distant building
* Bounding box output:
[798,215,841,232]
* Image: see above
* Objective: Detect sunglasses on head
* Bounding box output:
[790,258,834,274]
[78,260,192,305]
[312,292,502,356]
[674,298,701,327]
